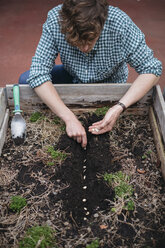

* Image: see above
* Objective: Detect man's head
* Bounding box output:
[59,0,108,52]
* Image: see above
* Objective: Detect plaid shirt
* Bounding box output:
[28,5,162,88]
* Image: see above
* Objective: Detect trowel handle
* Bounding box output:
[13,84,22,113]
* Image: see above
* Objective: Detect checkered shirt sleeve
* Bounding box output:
[122,16,162,76]
[27,12,58,88]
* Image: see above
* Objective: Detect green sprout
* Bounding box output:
[53,116,66,131]
[104,171,134,211]
[95,106,109,116]
[19,225,57,248]
[111,208,116,213]
[142,150,152,159]
[30,112,43,122]
[115,181,133,198]
[47,146,67,161]
[124,200,135,211]
[47,161,55,166]
[86,239,99,248]
[104,171,130,187]
[53,116,61,125]
[9,196,27,212]
[60,124,66,131]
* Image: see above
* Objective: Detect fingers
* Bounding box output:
[71,132,87,148]
[73,134,87,148]
[76,136,82,144]
[88,119,108,134]
[81,133,87,148]
[88,118,115,135]
[66,119,87,148]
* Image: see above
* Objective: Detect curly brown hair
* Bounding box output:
[59,0,108,47]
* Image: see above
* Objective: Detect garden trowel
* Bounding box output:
[11,84,26,145]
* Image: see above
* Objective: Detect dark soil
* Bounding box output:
[0,110,165,248]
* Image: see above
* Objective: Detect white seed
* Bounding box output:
[84,207,87,210]
[83,159,86,162]
[82,199,87,202]
[83,169,86,173]
[83,165,86,169]
[83,186,87,189]
[84,217,87,221]
[83,175,86,180]
[86,211,90,215]
[92,128,99,132]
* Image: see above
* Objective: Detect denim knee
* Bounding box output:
[18,70,30,84]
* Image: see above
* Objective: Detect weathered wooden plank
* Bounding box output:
[0,88,7,129]
[6,84,153,110]
[149,107,165,180]
[0,109,9,156]
[153,85,165,145]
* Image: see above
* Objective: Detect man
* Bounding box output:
[20,0,162,148]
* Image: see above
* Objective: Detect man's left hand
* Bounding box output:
[88,104,123,135]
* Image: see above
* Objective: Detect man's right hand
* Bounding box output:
[34,81,87,148]
[65,117,87,148]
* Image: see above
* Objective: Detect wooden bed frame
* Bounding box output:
[0,84,165,179]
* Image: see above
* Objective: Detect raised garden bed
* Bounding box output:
[0,84,165,248]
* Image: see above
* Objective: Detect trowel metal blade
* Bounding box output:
[11,113,26,145]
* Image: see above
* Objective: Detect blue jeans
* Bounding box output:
[19,65,74,84]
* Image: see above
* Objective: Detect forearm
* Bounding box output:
[89,74,160,135]
[34,81,76,123]
[119,74,160,108]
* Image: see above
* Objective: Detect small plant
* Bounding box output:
[95,106,109,116]
[47,146,67,160]
[19,225,57,248]
[53,116,66,131]
[104,171,130,188]
[124,200,135,211]
[111,207,116,212]
[142,149,152,159]
[104,171,134,211]
[60,124,66,131]
[47,161,55,166]
[30,112,43,122]
[86,239,99,248]
[53,116,61,125]
[115,181,133,198]
[9,196,27,212]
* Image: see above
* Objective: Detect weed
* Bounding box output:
[111,208,116,212]
[30,112,43,122]
[53,116,66,131]
[19,225,57,248]
[47,161,55,166]
[53,116,61,125]
[124,200,135,211]
[9,196,27,212]
[95,106,109,116]
[104,171,130,187]
[86,239,99,248]
[115,181,133,198]
[47,146,67,161]
[104,171,134,211]
[60,124,66,131]
[142,149,152,159]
